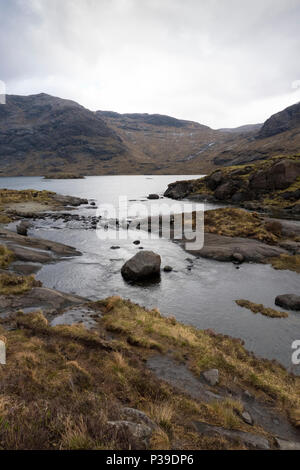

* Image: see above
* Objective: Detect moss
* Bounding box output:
[268,254,300,273]
[235,299,288,318]
[0,273,41,295]
[0,245,15,268]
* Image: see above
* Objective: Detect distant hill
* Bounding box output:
[0,94,299,175]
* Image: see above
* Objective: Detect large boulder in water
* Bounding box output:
[275,294,300,311]
[121,251,161,281]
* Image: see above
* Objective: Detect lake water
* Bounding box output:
[1,175,299,372]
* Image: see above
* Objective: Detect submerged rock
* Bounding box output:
[121,251,161,281]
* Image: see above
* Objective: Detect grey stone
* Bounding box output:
[121,251,161,281]
[275,294,300,311]
[203,369,219,386]
[193,421,270,450]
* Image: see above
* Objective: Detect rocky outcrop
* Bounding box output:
[0,287,85,314]
[164,156,300,218]
[164,180,196,199]
[275,294,300,311]
[258,102,300,138]
[121,251,161,281]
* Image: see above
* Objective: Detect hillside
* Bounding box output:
[0,94,126,176]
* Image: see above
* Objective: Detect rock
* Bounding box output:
[193,421,270,450]
[232,252,244,264]
[214,182,237,200]
[9,244,53,263]
[147,194,159,200]
[107,420,153,441]
[133,240,141,245]
[164,180,194,200]
[241,411,253,426]
[120,407,157,430]
[121,251,161,281]
[190,232,288,264]
[0,287,85,314]
[203,369,219,386]
[250,159,300,191]
[207,170,223,190]
[275,438,300,450]
[90,201,96,206]
[243,390,254,401]
[275,294,300,311]
[110,246,120,250]
[16,220,30,236]
[163,265,173,272]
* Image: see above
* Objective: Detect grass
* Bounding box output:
[235,299,288,318]
[0,299,299,449]
[268,254,300,273]
[0,273,41,295]
[203,208,283,244]
[0,245,15,268]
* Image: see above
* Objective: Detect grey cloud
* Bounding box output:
[0,0,300,127]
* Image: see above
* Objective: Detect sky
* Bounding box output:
[1,0,300,128]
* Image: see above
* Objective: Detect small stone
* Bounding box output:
[147,194,160,200]
[203,369,219,386]
[133,240,141,245]
[232,252,244,264]
[241,411,253,425]
[110,246,120,250]
[163,265,173,272]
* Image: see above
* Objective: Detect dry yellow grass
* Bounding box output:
[0,273,41,295]
[268,254,300,273]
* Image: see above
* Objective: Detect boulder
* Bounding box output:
[121,251,161,281]
[164,180,194,200]
[214,181,238,200]
[207,170,223,190]
[16,221,30,236]
[147,194,159,200]
[275,294,300,311]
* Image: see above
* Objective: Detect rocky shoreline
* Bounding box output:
[164,155,300,220]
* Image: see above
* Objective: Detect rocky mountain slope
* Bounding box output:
[0,94,126,176]
[0,93,299,175]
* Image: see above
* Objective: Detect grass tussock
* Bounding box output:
[268,254,300,273]
[235,299,288,318]
[0,245,15,268]
[0,273,41,295]
[203,208,283,244]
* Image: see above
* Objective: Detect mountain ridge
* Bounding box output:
[0,93,299,175]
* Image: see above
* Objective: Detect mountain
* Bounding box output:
[0,93,299,175]
[0,94,126,176]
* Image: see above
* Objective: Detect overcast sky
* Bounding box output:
[1,0,300,128]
